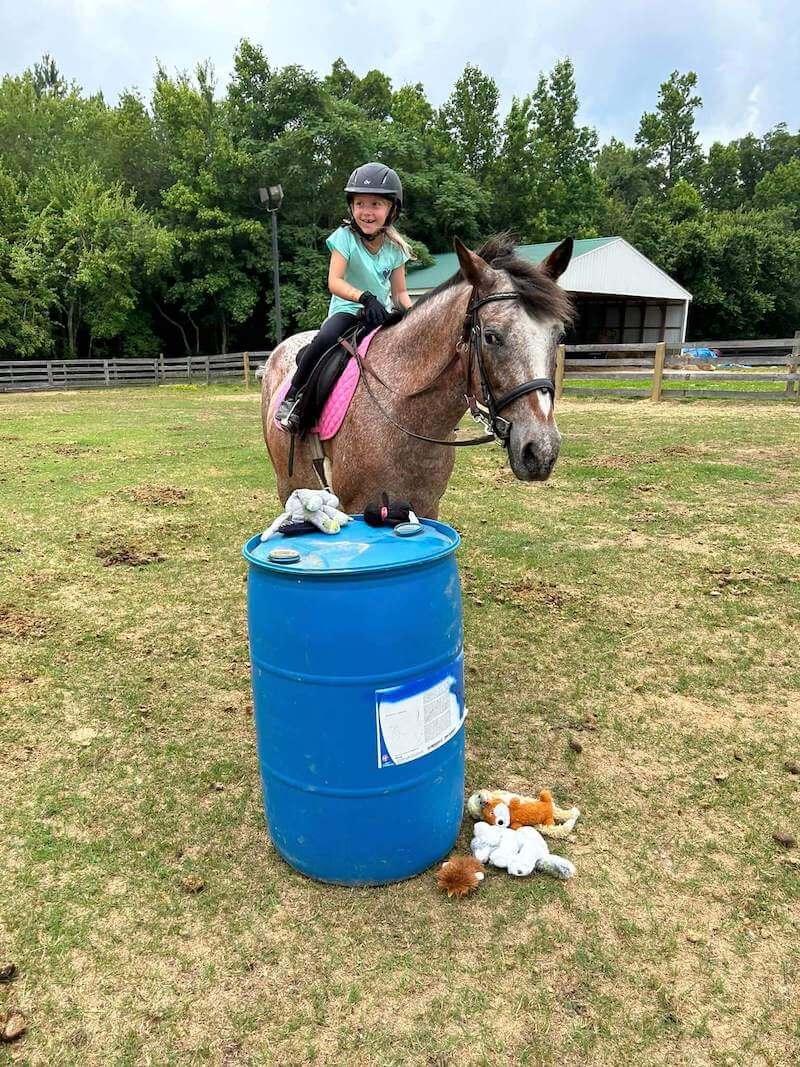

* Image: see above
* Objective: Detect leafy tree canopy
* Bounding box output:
[0,47,798,358]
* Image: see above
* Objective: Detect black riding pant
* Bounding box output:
[288,311,358,395]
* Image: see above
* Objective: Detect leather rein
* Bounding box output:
[343,289,556,449]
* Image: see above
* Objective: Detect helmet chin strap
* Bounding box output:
[348,215,381,243]
[346,200,398,243]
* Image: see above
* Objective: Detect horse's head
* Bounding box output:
[454,235,574,482]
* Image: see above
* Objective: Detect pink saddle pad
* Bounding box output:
[273,327,380,440]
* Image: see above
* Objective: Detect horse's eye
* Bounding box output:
[483,328,503,346]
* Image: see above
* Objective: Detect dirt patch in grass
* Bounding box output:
[594,444,707,469]
[95,543,165,567]
[667,535,714,555]
[729,445,800,464]
[128,485,189,507]
[707,565,795,590]
[497,574,578,612]
[0,604,52,639]
[53,444,100,456]
[461,568,578,612]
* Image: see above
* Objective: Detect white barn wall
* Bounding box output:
[561,240,691,344]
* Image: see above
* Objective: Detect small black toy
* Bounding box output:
[364,492,419,528]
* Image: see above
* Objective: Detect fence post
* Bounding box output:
[103,360,110,386]
[555,344,566,401]
[205,355,210,384]
[651,342,666,402]
[159,352,165,385]
[787,330,799,398]
[243,351,250,391]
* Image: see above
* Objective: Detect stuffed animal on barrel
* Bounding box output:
[363,492,419,528]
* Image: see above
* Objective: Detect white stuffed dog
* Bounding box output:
[471,822,518,867]
[261,489,351,540]
[470,803,575,881]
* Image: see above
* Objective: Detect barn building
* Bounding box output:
[406,237,692,346]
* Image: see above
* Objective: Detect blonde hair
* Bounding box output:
[384,225,416,261]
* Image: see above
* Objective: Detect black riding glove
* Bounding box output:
[359,291,390,327]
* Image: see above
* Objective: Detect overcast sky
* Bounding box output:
[2,0,798,147]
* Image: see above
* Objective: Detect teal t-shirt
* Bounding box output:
[326,226,408,317]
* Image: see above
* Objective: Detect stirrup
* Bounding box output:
[277,392,303,431]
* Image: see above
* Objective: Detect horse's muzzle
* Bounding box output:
[509,426,562,481]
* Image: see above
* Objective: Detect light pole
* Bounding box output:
[258,184,284,344]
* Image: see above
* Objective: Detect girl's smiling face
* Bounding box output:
[352,195,392,237]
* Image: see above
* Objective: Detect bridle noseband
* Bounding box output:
[459,290,556,447]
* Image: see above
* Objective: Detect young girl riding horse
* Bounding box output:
[276,162,414,430]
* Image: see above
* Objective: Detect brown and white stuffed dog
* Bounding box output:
[467,789,580,839]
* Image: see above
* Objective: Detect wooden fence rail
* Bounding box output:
[3,334,799,404]
[555,332,800,402]
[0,351,271,394]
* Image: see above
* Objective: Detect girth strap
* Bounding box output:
[308,433,333,490]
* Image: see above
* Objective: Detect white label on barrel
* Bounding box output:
[376,663,465,768]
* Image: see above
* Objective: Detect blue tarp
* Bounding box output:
[680,346,719,361]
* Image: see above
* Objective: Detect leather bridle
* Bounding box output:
[459,289,556,447]
[350,287,556,449]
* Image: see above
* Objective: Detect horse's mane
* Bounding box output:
[408,232,574,325]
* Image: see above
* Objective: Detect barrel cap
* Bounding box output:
[267,546,301,564]
[244,516,459,575]
[394,522,423,537]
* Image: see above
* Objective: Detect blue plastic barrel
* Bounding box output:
[243,517,465,885]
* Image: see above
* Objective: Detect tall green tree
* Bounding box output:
[153,63,267,352]
[22,165,172,358]
[107,91,167,209]
[0,166,54,358]
[596,137,656,212]
[0,72,108,180]
[635,70,703,190]
[489,96,541,238]
[31,54,67,99]
[753,157,800,222]
[525,59,602,239]
[736,124,800,200]
[701,142,742,210]
[390,83,434,134]
[438,64,500,180]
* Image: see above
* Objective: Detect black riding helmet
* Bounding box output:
[344,163,403,239]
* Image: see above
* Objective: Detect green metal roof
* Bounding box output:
[406,237,618,290]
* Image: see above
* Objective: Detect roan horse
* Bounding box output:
[261,234,574,518]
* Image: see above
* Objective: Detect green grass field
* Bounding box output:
[1,383,799,1066]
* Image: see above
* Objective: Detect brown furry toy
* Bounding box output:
[467,788,581,839]
[484,790,555,830]
[436,855,486,898]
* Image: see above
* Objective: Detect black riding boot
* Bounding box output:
[276,311,358,431]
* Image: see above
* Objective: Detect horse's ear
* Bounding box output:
[540,237,573,280]
[454,237,493,288]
